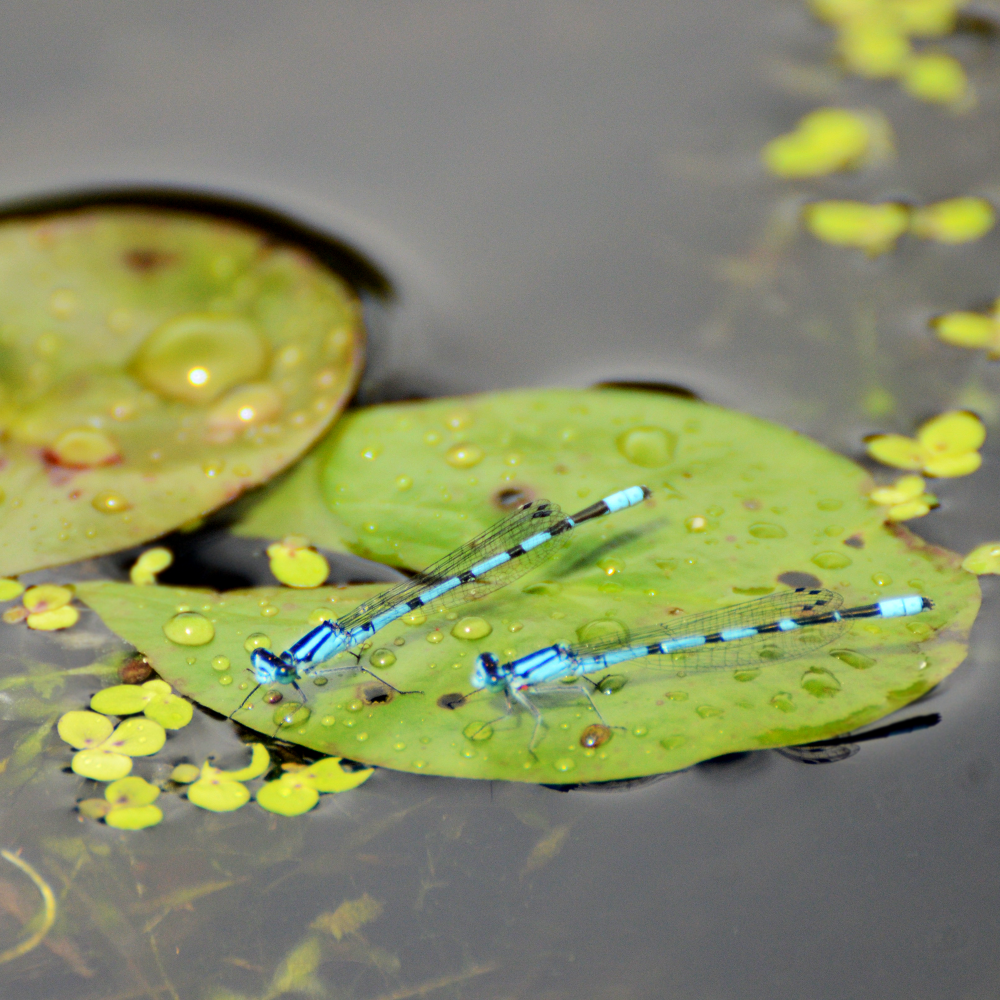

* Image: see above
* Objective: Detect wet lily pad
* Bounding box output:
[0,205,365,576]
[77,515,977,783]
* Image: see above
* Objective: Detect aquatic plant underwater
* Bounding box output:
[0,0,998,994]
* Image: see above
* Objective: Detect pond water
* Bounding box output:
[1,2,1000,998]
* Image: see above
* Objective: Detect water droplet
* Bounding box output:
[632,725,649,737]
[264,690,283,704]
[445,442,485,468]
[163,612,214,646]
[206,383,283,438]
[186,656,196,665]
[597,675,627,695]
[312,677,328,687]
[243,633,271,652]
[218,674,233,686]
[616,426,677,466]
[817,498,843,511]
[426,630,444,644]
[829,649,875,670]
[749,523,787,539]
[130,313,268,404]
[321,715,336,726]
[211,655,230,672]
[907,621,932,640]
[576,618,627,644]
[395,474,413,491]
[580,724,612,748]
[871,573,892,586]
[734,669,760,682]
[444,409,473,431]
[412,759,427,769]
[347,699,363,712]
[554,758,576,772]
[801,667,841,698]
[49,288,79,318]
[450,616,492,640]
[91,491,131,513]
[660,735,687,750]
[663,690,689,701]
[597,557,624,576]
[685,516,708,532]
[50,428,120,468]
[369,648,397,668]
[504,452,522,466]
[403,609,427,626]
[696,705,724,718]
[507,622,523,633]
[273,703,310,727]
[463,721,493,742]
[260,605,279,617]
[812,551,852,570]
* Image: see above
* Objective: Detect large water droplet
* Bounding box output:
[445,442,485,468]
[163,612,214,646]
[211,655,230,672]
[696,705,724,718]
[50,428,121,468]
[369,648,397,668]
[616,426,676,466]
[812,551,852,569]
[597,674,627,695]
[451,616,492,640]
[597,557,624,576]
[403,609,426,626]
[131,313,268,404]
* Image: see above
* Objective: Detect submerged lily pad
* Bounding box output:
[0,205,365,576]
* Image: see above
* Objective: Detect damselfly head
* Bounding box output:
[251,648,295,685]
[471,652,502,689]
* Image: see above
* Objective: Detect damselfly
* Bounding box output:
[468,589,933,753]
[239,485,651,710]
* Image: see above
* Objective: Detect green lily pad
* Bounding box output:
[77,521,977,783]
[71,747,133,781]
[187,767,251,813]
[0,205,365,576]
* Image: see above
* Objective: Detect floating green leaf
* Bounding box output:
[256,757,373,816]
[0,205,365,576]
[183,744,269,812]
[57,710,113,750]
[60,711,168,780]
[90,678,193,730]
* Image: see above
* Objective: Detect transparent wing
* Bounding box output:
[337,500,570,629]
[568,589,847,672]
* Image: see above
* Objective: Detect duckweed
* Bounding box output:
[866,410,985,477]
[869,475,938,520]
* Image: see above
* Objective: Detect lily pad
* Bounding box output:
[90,678,194,729]
[77,522,977,783]
[0,205,365,576]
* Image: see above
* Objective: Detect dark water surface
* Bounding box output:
[1,2,1000,998]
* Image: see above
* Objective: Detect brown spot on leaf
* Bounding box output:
[493,486,533,510]
[843,534,865,549]
[123,248,178,273]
